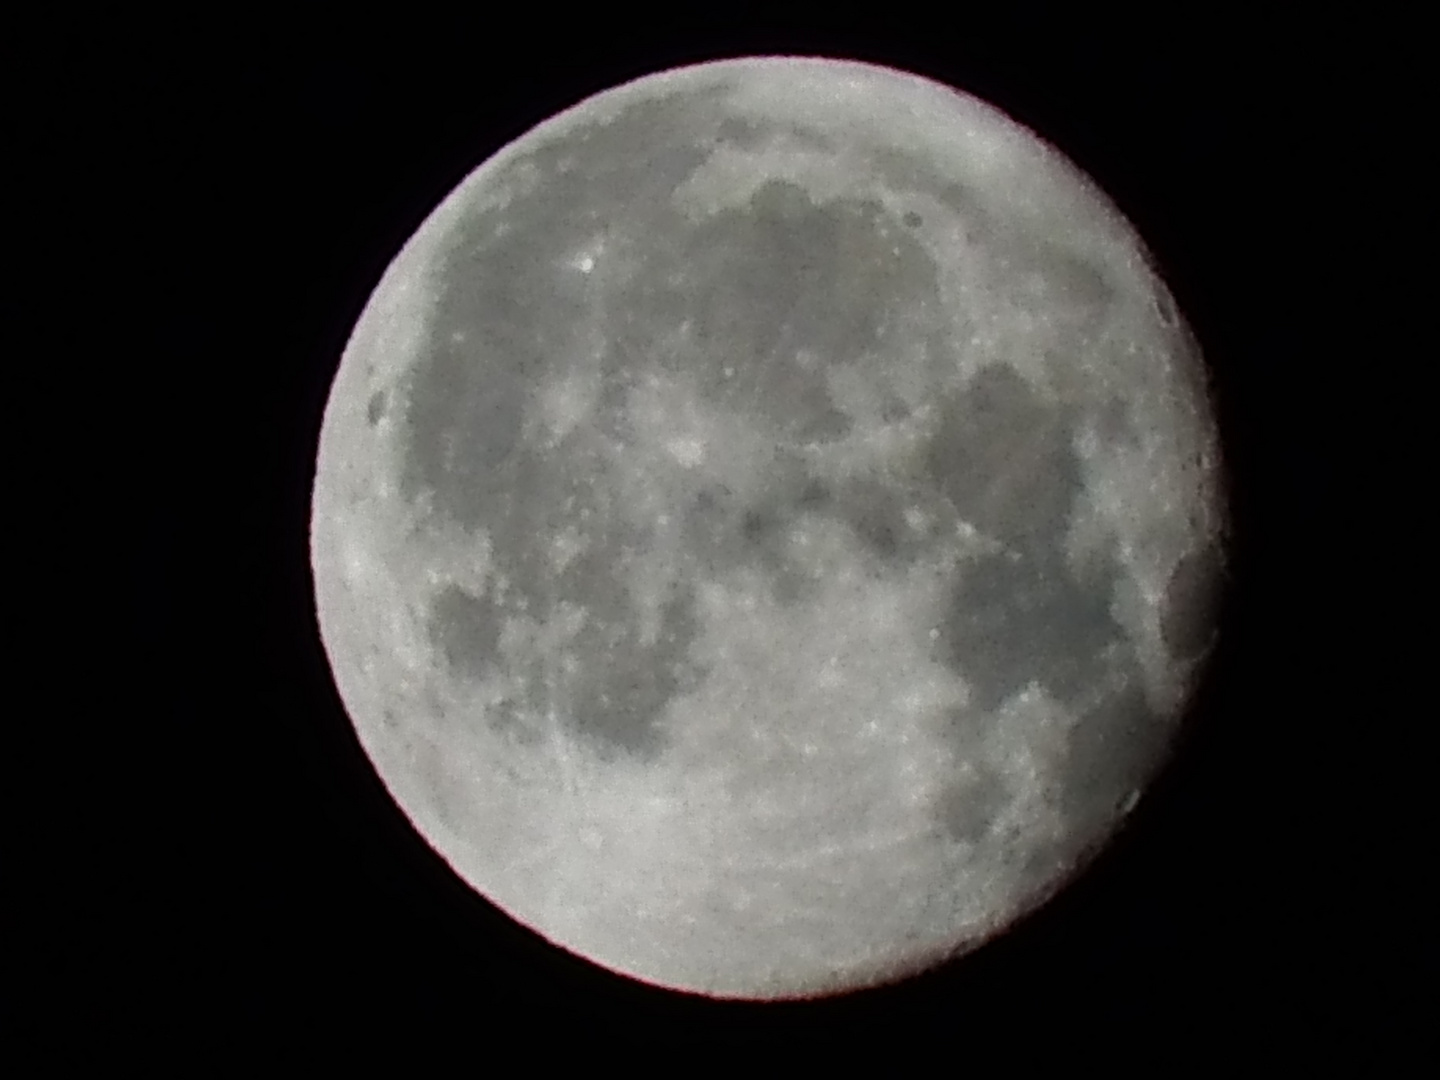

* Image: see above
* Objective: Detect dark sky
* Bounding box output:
[48,12,1400,1050]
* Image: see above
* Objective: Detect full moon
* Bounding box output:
[309,57,1226,999]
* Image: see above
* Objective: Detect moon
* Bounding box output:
[309,56,1226,999]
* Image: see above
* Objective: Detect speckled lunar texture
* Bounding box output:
[310,59,1226,998]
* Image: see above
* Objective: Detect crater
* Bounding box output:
[1161,541,1224,660]
[1054,670,1167,845]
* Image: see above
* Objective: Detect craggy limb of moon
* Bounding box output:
[309,58,1227,999]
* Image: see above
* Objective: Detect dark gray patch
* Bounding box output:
[935,177,1110,306]
[401,327,697,764]
[683,480,747,573]
[464,531,705,763]
[934,546,1125,712]
[487,696,546,751]
[475,463,706,762]
[614,177,943,443]
[1055,670,1169,847]
[1006,844,1072,908]
[925,364,1083,550]
[1153,286,1181,329]
[381,92,1026,767]
[875,142,1115,303]
[795,476,833,510]
[682,479,814,605]
[881,398,913,424]
[1161,542,1223,659]
[395,90,733,532]
[426,584,502,680]
[741,506,776,545]
[365,389,386,426]
[560,584,704,762]
[871,147,972,219]
[934,763,1009,844]
[769,564,818,607]
[903,210,923,228]
[395,317,547,533]
[543,503,652,625]
[494,87,739,227]
[934,181,995,244]
[713,115,768,149]
[837,478,942,569]
[852,505,899,559]
[475,448,586,601]
[687,464,967,593]
[1014,242,1112,312]
[1093,396,1138,449]
[711,115,834,154]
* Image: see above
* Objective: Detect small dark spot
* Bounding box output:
[850,502,900,560]
[902,210,923,228]
[365,390,386,426]
[694,482,733,512]
[880,398,912,424]
[741,508,772,545]
[795,477,832,510]
[870,524,900,559]
[713,115,766,148]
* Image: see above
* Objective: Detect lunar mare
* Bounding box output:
[310,58,1226,998]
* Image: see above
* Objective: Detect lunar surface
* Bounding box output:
[310,57,1226,998]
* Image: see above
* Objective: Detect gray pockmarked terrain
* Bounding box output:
[310,58,1227,998]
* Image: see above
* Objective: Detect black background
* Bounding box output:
[60,10,1399,1051]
